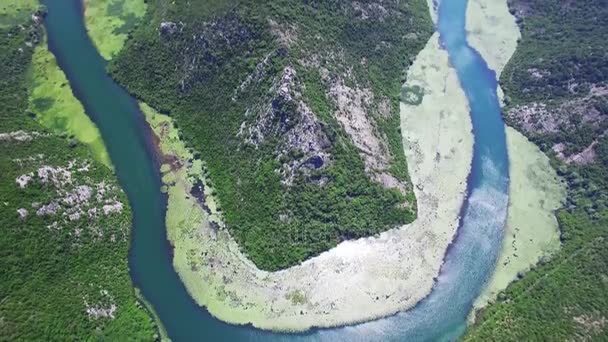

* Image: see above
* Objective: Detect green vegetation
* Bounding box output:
[466,0,608,340]
[286,290,307,306]
[0,0,39,28]
[466,211,608,340]
[0,12,155,341]
[83,0,147,60]
[135,288,171,342]
[400,85,425,105]
[28,35,111,167]
[110,0,432,271]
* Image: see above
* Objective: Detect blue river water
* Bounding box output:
[41,0,509,340]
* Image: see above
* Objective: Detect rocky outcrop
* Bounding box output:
[239,66,332,184]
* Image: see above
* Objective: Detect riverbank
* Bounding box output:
[466,0,520,104]
[465,0,566,318]
[138,30,473,331]
[466,0,520,77]
[2,0,110,167]
[28,34,110,167]
[471,127,565,317]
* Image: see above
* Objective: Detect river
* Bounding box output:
[41,0,508,340]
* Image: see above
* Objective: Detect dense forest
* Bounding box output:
[0,8,157,341]
[466,0,608,340]
[110,0,432,270]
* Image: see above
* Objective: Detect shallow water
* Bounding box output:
[41,0,508,340]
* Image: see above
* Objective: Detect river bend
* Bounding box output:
[41,0,509,340]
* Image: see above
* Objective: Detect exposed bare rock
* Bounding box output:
[506,102,560,134]
[566,141,598,165]
[572,313,607,337]
[17,208,28,219]
[374,172,407,195]
[507,91,607,136]
[102,202,123,215]
[13,157,128,238]
[268,19,297,47]
[0,130,43,142]
[352,1,389,21]
[159,21,181,35]
[330,78,408,194]
[330,79,381,163]
[37,165,72,187]
[62,185,92,206]
[377,96,393,118]
[88,207,99,218]
[37,202,59,216]
[240,66,331,184]
[95,181,108,201]
[16,174,32,188]
[232,51,275,102]
[68,211,83,221]
[556,137,605,166]
[85,303,117,319]
[527,67,550,79]
[12,154,45,167]
[47,221,59,230]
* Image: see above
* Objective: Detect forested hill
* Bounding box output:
[0,7,156,340]
[466,0,608,340]
[110,0,432,271]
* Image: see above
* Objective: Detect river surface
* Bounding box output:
[42,0,509,340]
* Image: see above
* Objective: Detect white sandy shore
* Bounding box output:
[149,32,473,331]
[466,0,566,319]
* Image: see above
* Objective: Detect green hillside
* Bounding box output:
[110,0,432,270]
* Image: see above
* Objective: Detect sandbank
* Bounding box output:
[141,30,473,331]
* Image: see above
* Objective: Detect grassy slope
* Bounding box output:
[109,0,432,271]
[465,0,608,340]
[0,7,156,341]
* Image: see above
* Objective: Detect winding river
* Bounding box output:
[42,0,509,340]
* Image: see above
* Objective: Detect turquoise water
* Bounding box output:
[41,0,508,340]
